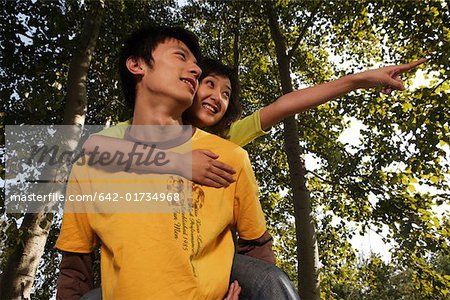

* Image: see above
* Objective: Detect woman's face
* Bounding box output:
[185,74,231,128]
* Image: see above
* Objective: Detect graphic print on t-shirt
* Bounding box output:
[171,181,204,277]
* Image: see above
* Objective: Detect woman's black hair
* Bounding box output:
[195,58,242,138]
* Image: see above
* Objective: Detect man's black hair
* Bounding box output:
[119,26,202,109]
[195,58,242,137]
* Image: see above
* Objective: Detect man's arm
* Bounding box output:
[57,251,94,300]
[259,59,426,130]
[56,165,98,299]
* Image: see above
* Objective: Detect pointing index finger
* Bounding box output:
[397,58,427,72]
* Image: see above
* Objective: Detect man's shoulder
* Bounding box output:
[193,129,247,154]
[93,119,132,138]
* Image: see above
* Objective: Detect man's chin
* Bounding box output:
[177,98,194,110]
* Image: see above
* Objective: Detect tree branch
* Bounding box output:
[300,118,358,160]
[307,169,335,185]
[16,30,34,41]
[306,169,377,211]
[447,0,450,21]
[233,5,241,75]
[287,0,322,60]
[432,78,448,93]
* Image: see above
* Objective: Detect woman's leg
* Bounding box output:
[230,254,301,300]
[78,255,300,300]
[80,288,102,300]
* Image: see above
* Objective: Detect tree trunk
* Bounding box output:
[232,6,241,75]
[0,3,104,299]
[264,1,320,299]
[63,3,104,126]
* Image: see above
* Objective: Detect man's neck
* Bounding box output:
[130,94,188,142]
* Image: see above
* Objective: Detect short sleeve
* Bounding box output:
[233,151,266,240]
[55,166,98,253]
[226,110,270,147]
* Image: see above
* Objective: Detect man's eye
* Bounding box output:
[176,52,186,60]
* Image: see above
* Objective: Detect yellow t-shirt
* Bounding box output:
[56,129,266,300]
[95,110,268,147]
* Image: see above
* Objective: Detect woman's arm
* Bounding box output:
[83,135,236,188]
[259,59,426,130]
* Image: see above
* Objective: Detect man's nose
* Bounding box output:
[189,63,202,80]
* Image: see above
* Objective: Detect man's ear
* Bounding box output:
[126,57,145,75]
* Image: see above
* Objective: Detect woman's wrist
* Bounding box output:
[344,72,364,90]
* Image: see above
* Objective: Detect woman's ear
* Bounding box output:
[126,57,145,75]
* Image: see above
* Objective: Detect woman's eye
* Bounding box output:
[206,80,214,88]
[223,91,230,99]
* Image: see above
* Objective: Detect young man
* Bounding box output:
[56,26,281,299]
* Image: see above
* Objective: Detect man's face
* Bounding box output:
[185,74,231,128]
[140,38,201,108]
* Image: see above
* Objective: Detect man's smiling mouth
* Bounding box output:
[181,78,196,92]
